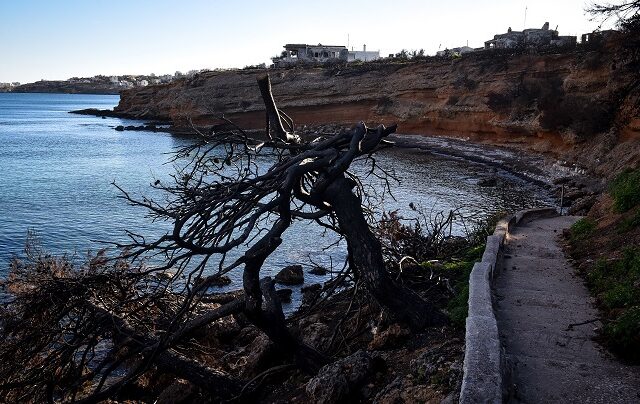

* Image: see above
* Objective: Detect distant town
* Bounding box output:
[1,22,615,94]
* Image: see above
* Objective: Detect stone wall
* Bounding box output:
[459,207,557,403]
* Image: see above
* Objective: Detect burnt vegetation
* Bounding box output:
[0,75,483,402]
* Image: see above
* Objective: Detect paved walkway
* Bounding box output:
[495,215,640,403]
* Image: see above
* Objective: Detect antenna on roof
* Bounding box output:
[524,6,528,29]
[347,33,350,49]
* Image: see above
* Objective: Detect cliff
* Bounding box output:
[114,40,640,178]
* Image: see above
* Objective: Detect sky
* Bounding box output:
[0,0,614,83]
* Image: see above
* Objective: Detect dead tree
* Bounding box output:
[0,74,445,402]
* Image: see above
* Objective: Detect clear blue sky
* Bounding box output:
[0,0,611,83]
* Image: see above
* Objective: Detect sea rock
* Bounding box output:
[301,283,322,306]
[309,266,329,275]
[306,350,374,403]
[209,275,232,287]
[275,265,304,285]
[276,288,293,303]
[115,125,125,131]
[478,177,498,187]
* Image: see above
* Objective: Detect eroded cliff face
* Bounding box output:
[114,40,639,177]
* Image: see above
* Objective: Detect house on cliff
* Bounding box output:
[436,46,477,57]
[484,22,577,49]
[273,43,380,67]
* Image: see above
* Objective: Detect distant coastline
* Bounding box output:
[0,72,187,95]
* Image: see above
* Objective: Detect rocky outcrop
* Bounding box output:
[274,265,304,285]
[113,39,639,178]
[305,350,376,403]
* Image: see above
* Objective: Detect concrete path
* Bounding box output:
[495,215,640,403]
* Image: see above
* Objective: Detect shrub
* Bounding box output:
[603,306,640,362]
[587,248,640,307]
[447,284,469,328]
[618,209,640,233]
[569,218,597,242]
[540,95,614,139]
[610,168,640,213]
[444,243,485,329]
[586,248,640,362]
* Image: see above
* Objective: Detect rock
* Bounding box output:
[368,323,410,350]
[114,125,125,131]
[309,266,329,276]
[205,313,242,340]
[409,346,463,393]
[568,195,597,215]
[306,350,374,403]
[157,378,196,404]
[373,376,441,404]
[276,288,293,303]
[478,177,498,187]
[209,275,232,287]
[275,265,304,285]
[410,348,443,382]
[301,283,322,306]
[301,283,322,293]
[242,333,276,377]
[301,322,331,349]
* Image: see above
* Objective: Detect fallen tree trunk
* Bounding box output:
[323,176,448,329]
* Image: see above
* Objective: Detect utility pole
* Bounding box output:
[524,6,528,29]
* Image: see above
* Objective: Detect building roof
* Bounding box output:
[284,43,346,49]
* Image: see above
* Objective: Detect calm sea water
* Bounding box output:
[0,93,549,294]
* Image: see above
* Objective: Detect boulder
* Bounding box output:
[301,322,331,349]
[306,350,374,403]
[242,333,276,377]
[368,323,410,350]
[157,379,196,404]
[275,265,304,285]
[568,195,597,215]
[478,177,498,187]
[276,288,293,303]
[209,275,232,287]
[374,376,441,404]
[301,283,322,306]
[309,266,329,276]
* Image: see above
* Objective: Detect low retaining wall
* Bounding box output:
[459,207,557,403]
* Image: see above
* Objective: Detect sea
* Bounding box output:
[0,93,550,301]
